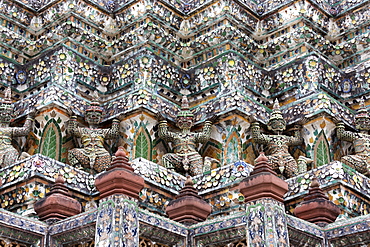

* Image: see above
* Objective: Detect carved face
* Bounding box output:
[268,119,286,133]
[355,118,370,131]
[0,106,13,125]
[85,111,102,126]
[176,116,194,130]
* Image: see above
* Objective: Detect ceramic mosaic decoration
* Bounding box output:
[0,0,368,246]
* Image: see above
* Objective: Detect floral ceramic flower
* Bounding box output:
[317,93,331,109]
[328,161,344,179]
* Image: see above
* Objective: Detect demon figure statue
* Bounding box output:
[67,100,119,174]
[0,87,34,167]
[251,99,303,178]
[337,100,370,177]
[158,96,212,176]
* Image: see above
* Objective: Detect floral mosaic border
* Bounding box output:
[0,154,96,195]
[325,214,370,239]
[0,209,46,246]
[285,161,370,199]
[191,211,246,235]
[131,158,186,193]
[286,215,325,238]
[138,208,188,237]
[48,209,98,235]
[0,209,47,234]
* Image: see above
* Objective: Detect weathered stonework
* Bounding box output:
[0,0,368,246]
[166,176,212,224]
[294,178,341,226]
[95,147,144,199]
[34,175,81,222]
[239,153,288,203]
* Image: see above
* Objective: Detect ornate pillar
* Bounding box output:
[95,147,144,247]
[239,153,290,246]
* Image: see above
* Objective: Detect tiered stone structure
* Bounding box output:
[166,176,211,225]
[95,147,144,199]
[0,0,368,246]
[34,174,81,222]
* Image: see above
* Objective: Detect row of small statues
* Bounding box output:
[0,88,369,178]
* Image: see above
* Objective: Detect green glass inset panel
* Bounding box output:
[316,140,329,167]
[135,131,149,160]
[226,137,239,164]
[41,125,57,159]
[39,119,62,161]
[314,131,330,167]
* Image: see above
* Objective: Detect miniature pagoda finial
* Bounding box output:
[294,177,340,226]
[157,96,212,176]
[180,95,190,111]
[239,152,288,203]
[67,97,120,174]
[95,146,144,200]
[0,87,34,167]
[336,100,370,177]
[166,175,211,225]
[34,173,81,222]
[251,99,303,178]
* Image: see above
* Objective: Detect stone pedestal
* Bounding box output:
[166,176,211,225]
[95,147,144,247]
[294,177,340,226]
[239,153,290,246]
[34,174,81,223]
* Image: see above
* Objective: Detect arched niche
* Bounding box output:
[134,126,152,161]
[39,119,62,160]
[314,130,331,168]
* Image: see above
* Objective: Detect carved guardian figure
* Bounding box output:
[337,101,370,176]
[0,88,34,167]
[158,96,212,176]
[67,100,119,174]
[251,99,303,178]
